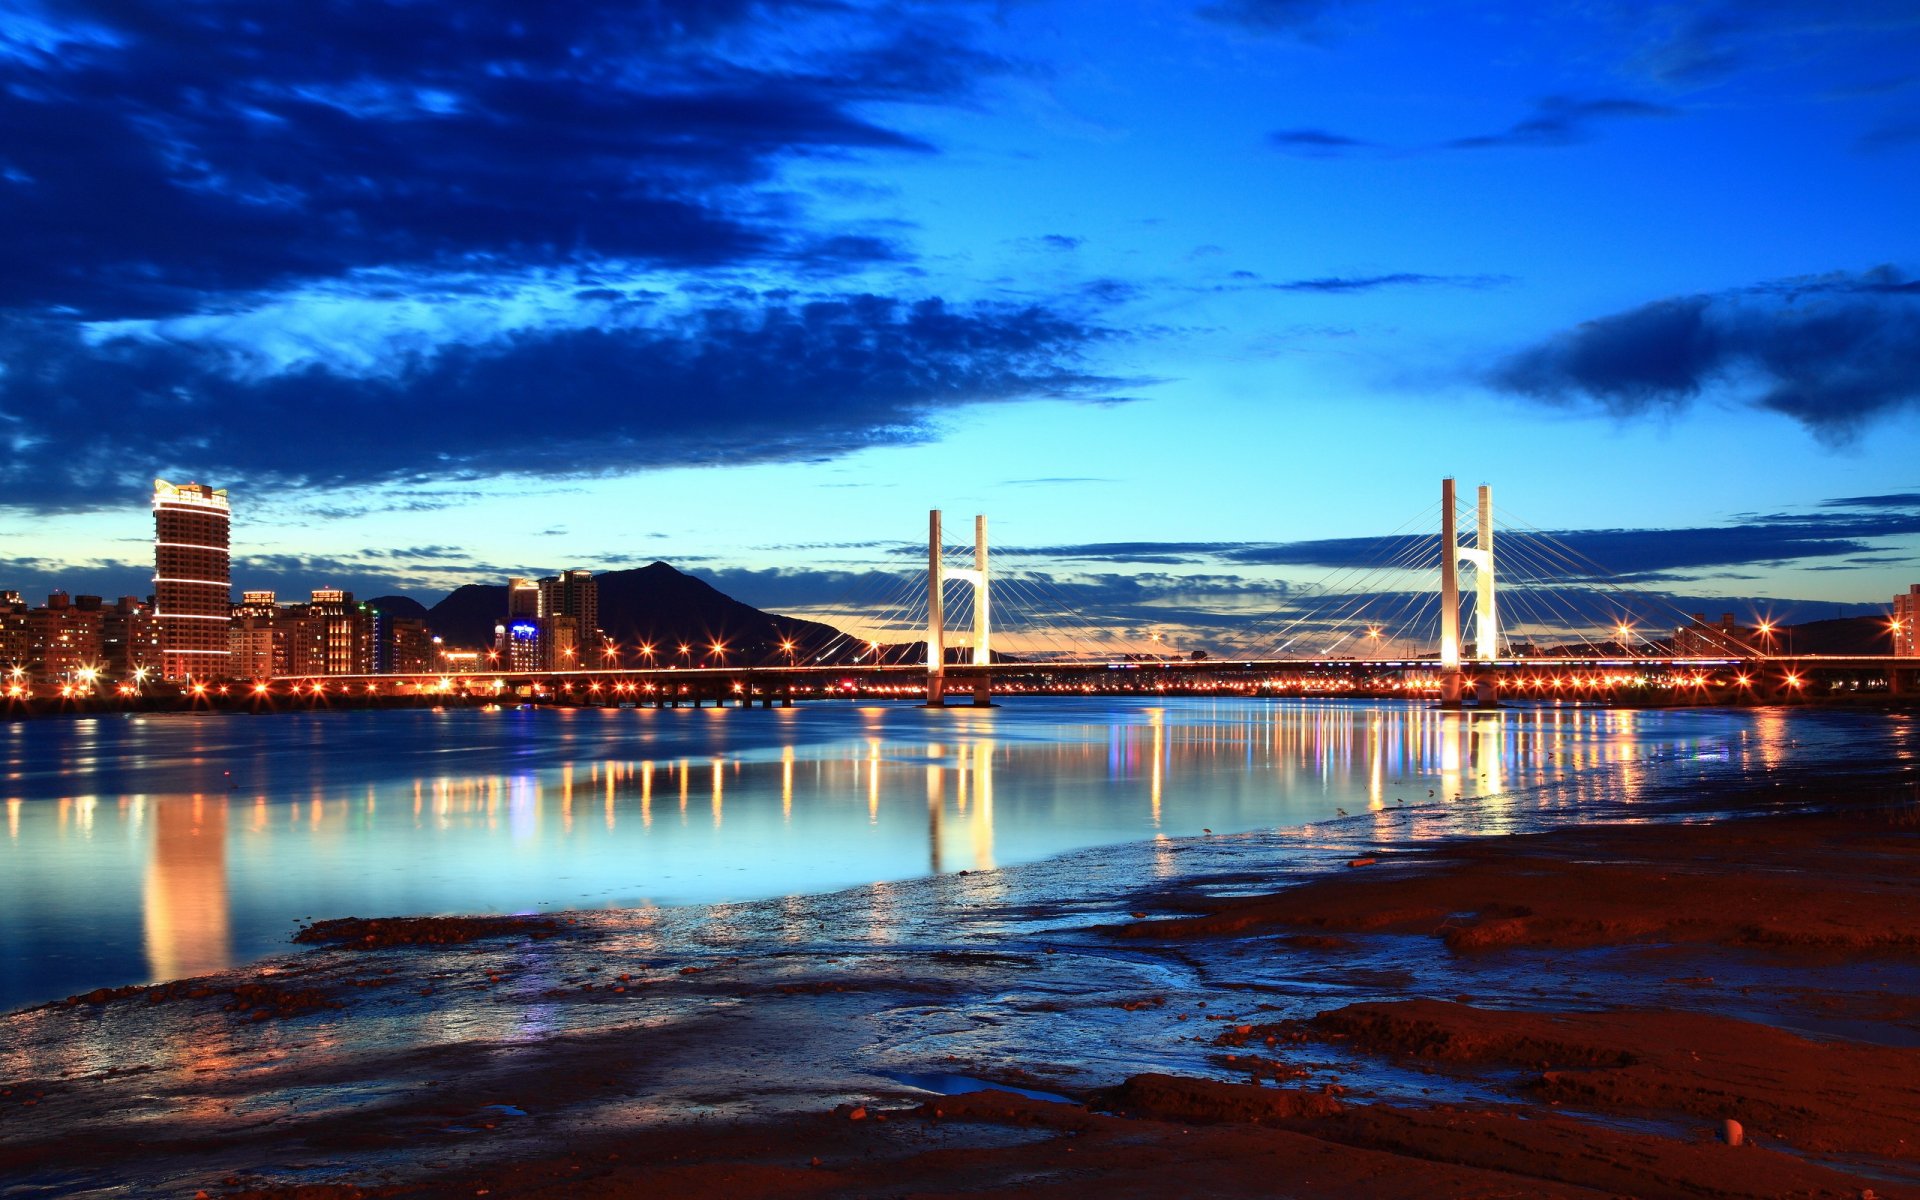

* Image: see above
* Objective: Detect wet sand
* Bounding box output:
[4,773,1920,1198]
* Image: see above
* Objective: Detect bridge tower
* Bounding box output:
[1438,478,1499,707]
[925,510,991,707]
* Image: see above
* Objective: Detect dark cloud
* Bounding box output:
[1196,0,1353,37]
[0,293,1123,510]
[1268,129,1376,156]
[1488,266,1920,442]
[1041,235,1084,251]
[0,0,1002,317]
[1270,272,1507,293]
[1443,96,1677,150]
[1622,1,1920,85]
[1857,120,1920,152]
[1269,98,1675,159]
[896,541,1245,565]
[974,491,1920,583]
[1821,491,1920,509]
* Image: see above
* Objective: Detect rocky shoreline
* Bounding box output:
[4,761,1919,1198]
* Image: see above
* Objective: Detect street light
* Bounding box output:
[780,638,797,666]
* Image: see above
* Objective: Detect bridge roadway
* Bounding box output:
[276,653,1917,700]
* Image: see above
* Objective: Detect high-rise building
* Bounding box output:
[494,578,543,671]
[537,570,597,669]
[308,589,372,675]
[368,605,434,674]
[1895,585,1919,658]
[153,479,231,681]
[101,597,162,681]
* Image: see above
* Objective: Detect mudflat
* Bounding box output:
[5,788,1919,1198]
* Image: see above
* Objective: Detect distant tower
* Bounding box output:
[152,479,231,681]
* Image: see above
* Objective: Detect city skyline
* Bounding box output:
[1,1,1916,645]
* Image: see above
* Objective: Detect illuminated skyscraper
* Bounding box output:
[153,479,231,681]
[538,570,597,669]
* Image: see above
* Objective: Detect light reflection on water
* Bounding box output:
[0,698,1795,1009]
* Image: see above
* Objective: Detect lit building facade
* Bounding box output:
[1673,612,1752,657]
[101,597,162,680]
[153,479,231,680]
[538,570,597,669]
[1896,585,1919,658]
[308,589,373,675]
[495,578,542,671]
[368,605,434,674]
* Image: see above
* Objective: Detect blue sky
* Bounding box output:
[1,0,1917,649]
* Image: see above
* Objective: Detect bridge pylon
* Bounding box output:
[926,509,991,707]
[1439,478,1499,708]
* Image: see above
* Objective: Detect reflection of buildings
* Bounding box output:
[143,797,231,983]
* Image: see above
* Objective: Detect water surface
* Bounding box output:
[0,698,1853,1010]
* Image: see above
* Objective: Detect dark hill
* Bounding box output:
[364,595,429,620]
[425,562,856,666]
[426,583,507,648]
[1771,615,1895,656]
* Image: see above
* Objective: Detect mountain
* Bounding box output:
[423,562,855,665]
[424,583,508,648]
[1770,615,1894,656]
[364,595,429,620]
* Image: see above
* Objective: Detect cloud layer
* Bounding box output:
[0,293,1121,508]
[1489,267,1920,441]
[0,1,1148,512]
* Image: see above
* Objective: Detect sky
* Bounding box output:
[2,0,1917,652]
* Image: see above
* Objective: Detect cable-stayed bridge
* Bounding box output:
[292,478,1917,707]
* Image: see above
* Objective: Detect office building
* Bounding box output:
[308,589,372,675]
[537,570,597,669]
[1673,613,1751,657]
[101,597,161,680]
[153,479,231,680]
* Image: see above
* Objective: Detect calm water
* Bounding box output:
[0,698,1862,1011]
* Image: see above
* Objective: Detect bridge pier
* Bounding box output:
[1893,667,1920,698]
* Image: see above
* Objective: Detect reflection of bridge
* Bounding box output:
[267,477,1915,708]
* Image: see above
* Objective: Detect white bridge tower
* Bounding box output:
[926,509,991,706]
[1438,478,1499,707]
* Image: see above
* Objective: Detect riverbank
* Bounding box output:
[3,760,1918,1197]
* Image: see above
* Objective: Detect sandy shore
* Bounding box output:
[4,767,1919,1198]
